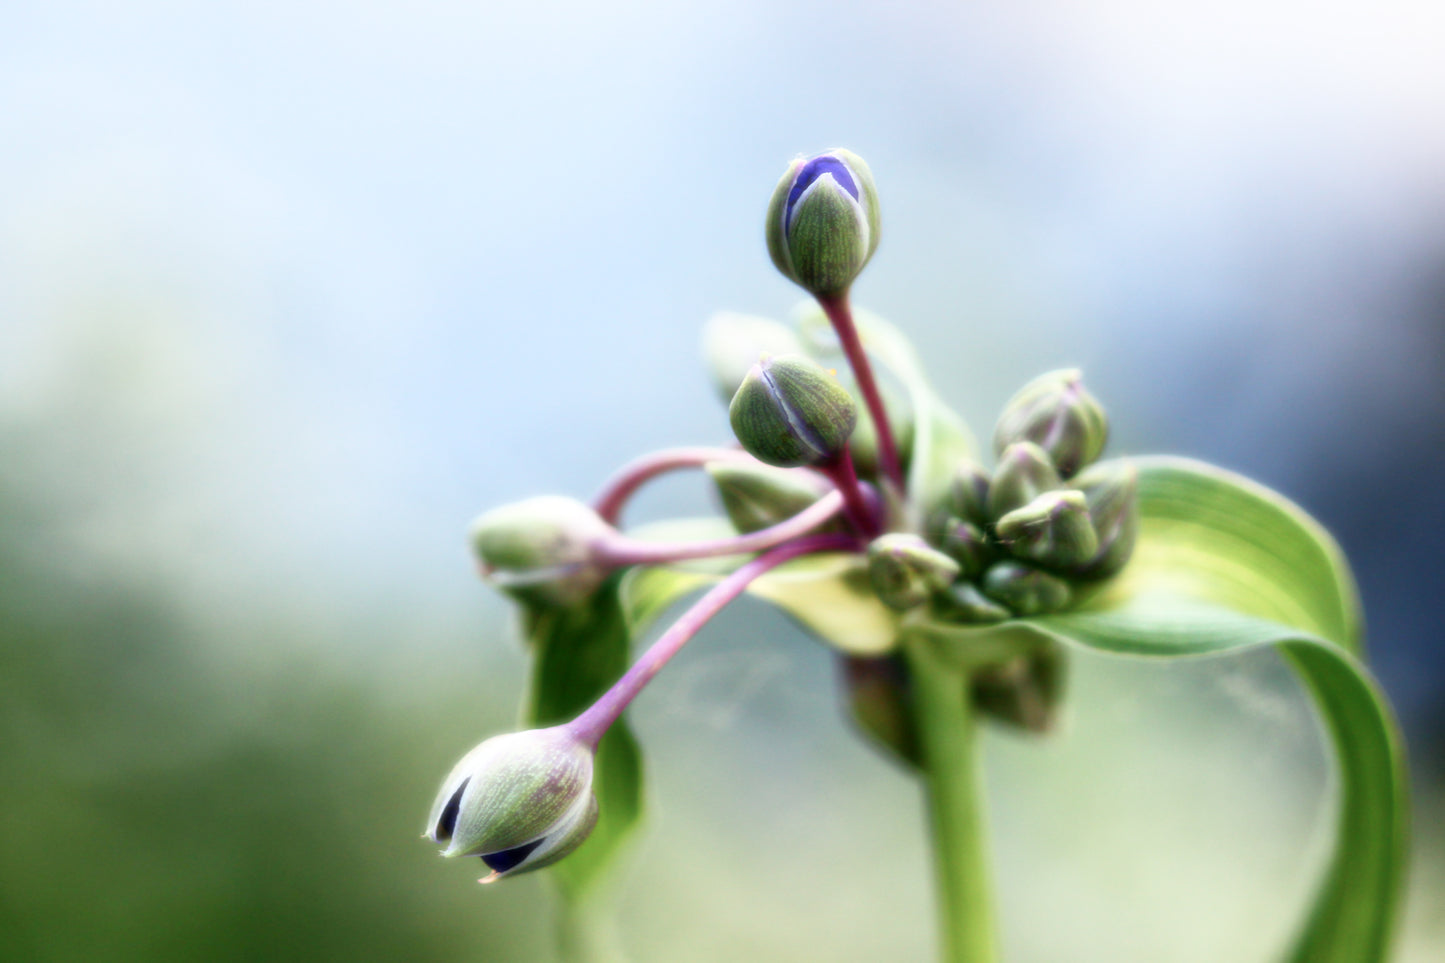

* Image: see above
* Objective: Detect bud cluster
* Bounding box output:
[875,369,1139,620]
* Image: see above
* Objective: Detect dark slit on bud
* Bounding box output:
[481,837,546,874]
[436,778,470,842]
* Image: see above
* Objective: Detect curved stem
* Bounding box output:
[592,446,757,525]
[594,490,846,567]
[568,532,860,748]
[904,634,998,963]
[818,292,905,492]
[821,449,882,538]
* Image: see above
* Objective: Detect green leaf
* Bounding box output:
[520,575,644,901]
[920,456,1405,963]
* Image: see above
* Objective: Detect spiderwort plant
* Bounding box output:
[424,150,1408,963]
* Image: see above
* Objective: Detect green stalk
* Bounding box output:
[905,634,999,963]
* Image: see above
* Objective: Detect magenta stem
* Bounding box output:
[568,532,860,748]
[821,450,881,537]
[592,446,757,525]
[819,293,905,492]
[594,490,845,567]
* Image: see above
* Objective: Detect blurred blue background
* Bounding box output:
[2,1,1442,960]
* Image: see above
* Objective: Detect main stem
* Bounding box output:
[904,635,999,963]
[569,532,858,748]
[818,292,905,492]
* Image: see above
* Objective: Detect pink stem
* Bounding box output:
[592,447,758,525]
[820,449,881,537]
[818,293,905,492]
[567,532,861,747]
[593,490,845,567]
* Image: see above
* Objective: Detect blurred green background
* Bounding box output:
[2,1,1443,960]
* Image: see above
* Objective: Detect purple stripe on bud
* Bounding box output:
[785,155,859,225]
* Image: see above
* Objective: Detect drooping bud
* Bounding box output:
[935,517,993,579]
[995,490,1099,569]
[993,369,1108,478]
[729,354,858,468]
[766,149,881,298]
[701,312,805,403]
[425,727,597,882]
[1070,459,1140,579]
[867,533,960,611]
[972,645,1067,733]
[986,442,1063,521]
[469,496,614,607]
[705,460,832,534]
[981,561,1072,616]
[940,581,1012,624]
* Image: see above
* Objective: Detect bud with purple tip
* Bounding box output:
[425,727,598,883]
[766,149,881,298]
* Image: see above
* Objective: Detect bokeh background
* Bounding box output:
[2,1,1442,960]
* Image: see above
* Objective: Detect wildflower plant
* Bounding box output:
[424,150,1407,962]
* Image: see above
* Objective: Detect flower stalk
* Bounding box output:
[818,293,905,493]
[568,532,860,748]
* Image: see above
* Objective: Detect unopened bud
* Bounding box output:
[935,517,993,578]
[469,496,613,607]
[993,369,1108,478]
[729,354,858,468]
[995,490,1099,569]
[425,727,597,882]
[766,149,881,298]
[867,533,960,611]
[942,458,992,527]
[981,561,1072,616]
[972,646,1067,733]
[986,442,1063,521]
[702,312,805,403]
[941,581,1012,624]
[1070,459,1140,579]
[706,461,831,534]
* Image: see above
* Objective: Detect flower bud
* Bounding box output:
[941,581,1012,624]
[995,490,1099,569]
[867,533,960,611]
[935,517,993,579]
[972,646,1067,733]
[981,561,1072,616]
[942,458,992,528]
[705,460,832,534]
[425,727,598,882]
[729,354,858,467]
[701,312,805,403]
[993,369,1108,478]
[766,149,881,298]
[1070,459,1140,579]
[986,442,1063,522]
[469,496,613,607]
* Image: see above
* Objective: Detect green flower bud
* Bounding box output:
[993,369,1108,478]
[942,457,992,527]
[705,460,831,534]
[935,517,993,579]
[1070,459,1140,579]
[701,312,805,403]
[766,149,881,298]
[729,354,858,467]
[426,727,598,882]
[981,561,1072,616]
[972,645,1067,733]
[940,581,1012,624]
[469,496,613,607]
[995,490,1100,569]
[986,442,1063,521]
[867,533,960,611]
